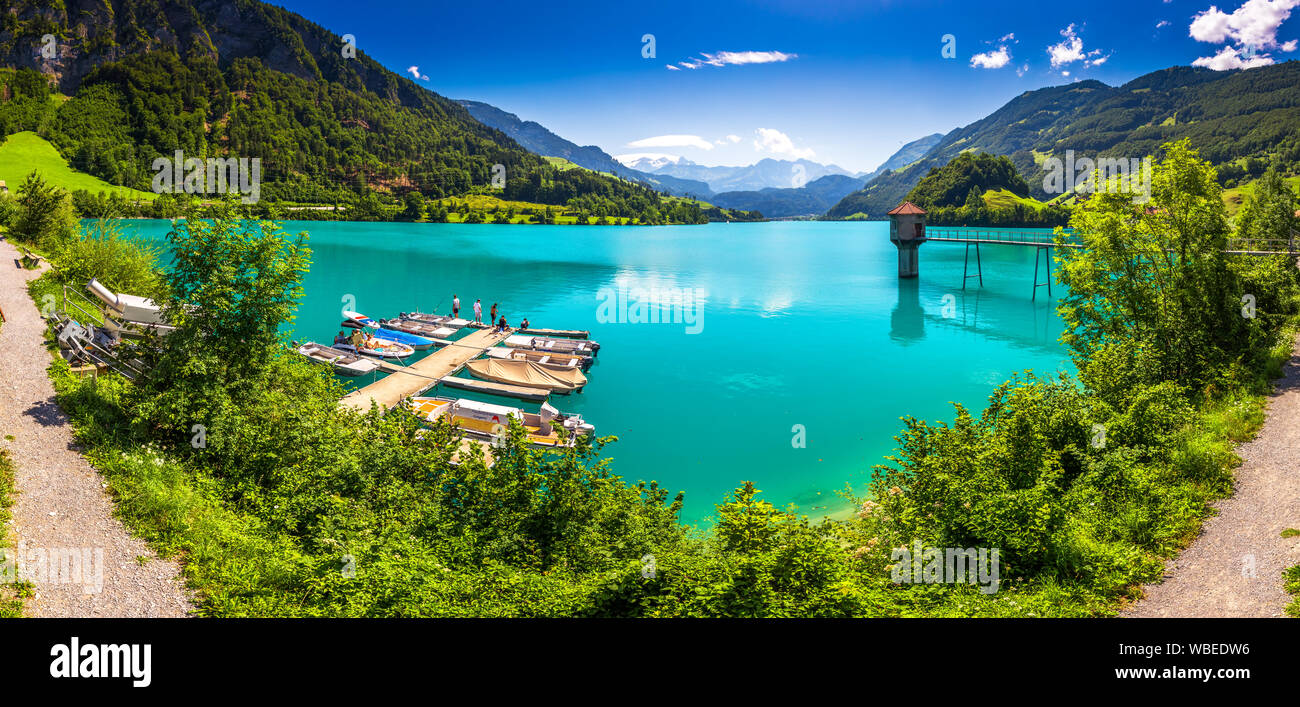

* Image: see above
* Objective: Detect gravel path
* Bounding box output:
[1125,331,1300,618]
[0,237,191,617]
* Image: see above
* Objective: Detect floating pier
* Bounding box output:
[338,327,511,411]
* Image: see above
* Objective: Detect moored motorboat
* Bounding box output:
[380,317,457,340]
[295,341,383,376]
[485,346,587,371]
[518,327,590,339]
[406,396,593,448]
[343,311,435,350]
[335,335,415,359]
[400,311,472,329]
[502,334,599,356]
[464,357,587,393]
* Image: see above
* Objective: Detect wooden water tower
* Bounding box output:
[887,201,927,278]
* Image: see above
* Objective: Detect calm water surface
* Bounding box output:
[118,219,1072,524]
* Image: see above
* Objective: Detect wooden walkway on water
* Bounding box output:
[338,327,512,412]
[920,226,1299,298]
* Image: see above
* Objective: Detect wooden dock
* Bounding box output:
[338,327,511,411]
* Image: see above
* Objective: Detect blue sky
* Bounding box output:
[276,0,1300,173]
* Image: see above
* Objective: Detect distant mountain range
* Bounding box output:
[457,99,713,198]
[827,63,1300,219]
[619,155,864,193]
[702,134,944,218]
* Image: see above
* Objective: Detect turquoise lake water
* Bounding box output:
[117,219,1072,524]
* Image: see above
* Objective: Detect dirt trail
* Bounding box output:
[0,237,191,617]
[1125,332,1300,618]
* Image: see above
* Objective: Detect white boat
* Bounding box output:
[343,311,435,349]
[334,334,415,359]
[380,317,457,339]
[295,341,382,376]
[503,334,599,356]
[400,311,472,329]
[407,396,594,448]
[485,347,584,371]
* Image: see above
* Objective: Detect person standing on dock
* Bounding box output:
[490,302,498,324]
[473,299,483,324]
[452,294,460,318]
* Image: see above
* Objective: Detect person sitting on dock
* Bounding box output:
[520,317,530,331]
[452,294,460,318]
[473,299,483,324]
[497,315,508,332]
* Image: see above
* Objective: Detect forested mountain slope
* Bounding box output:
[828,62,1300,219]
[0,0,698,221]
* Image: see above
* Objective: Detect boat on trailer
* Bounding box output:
[465,358,587,393]
[503,334,600,356]
[295,341,383,376]
[342,311,435,350]
[406,396,593,449]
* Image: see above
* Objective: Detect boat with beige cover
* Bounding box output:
[464,358,587,393]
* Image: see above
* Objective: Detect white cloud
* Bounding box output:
[971,46,1012,69]
[666,64,680,71]
[1157,20,1172,29]
[1048,24,1087,68]
[752,128,815,160]
[1189,0,1300,68]
[673,50,797,70]
[1192,44,1276,68]
[626,134,715,151]
[999,32,1017,43]
[406,66,429,81]
[726,134,741,143]
[1016,63,1029,77]
[1190,0,1299,47]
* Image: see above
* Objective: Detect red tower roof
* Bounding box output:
[886,201,927,215]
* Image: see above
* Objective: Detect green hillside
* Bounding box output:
[0,0,701,224]
[898,152,1066,227]
[0,131,154,199]
[828,62,1300,219]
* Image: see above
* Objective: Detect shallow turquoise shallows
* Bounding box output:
[115,219,1073,524]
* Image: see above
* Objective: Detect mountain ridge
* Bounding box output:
[827,63,1300,219]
